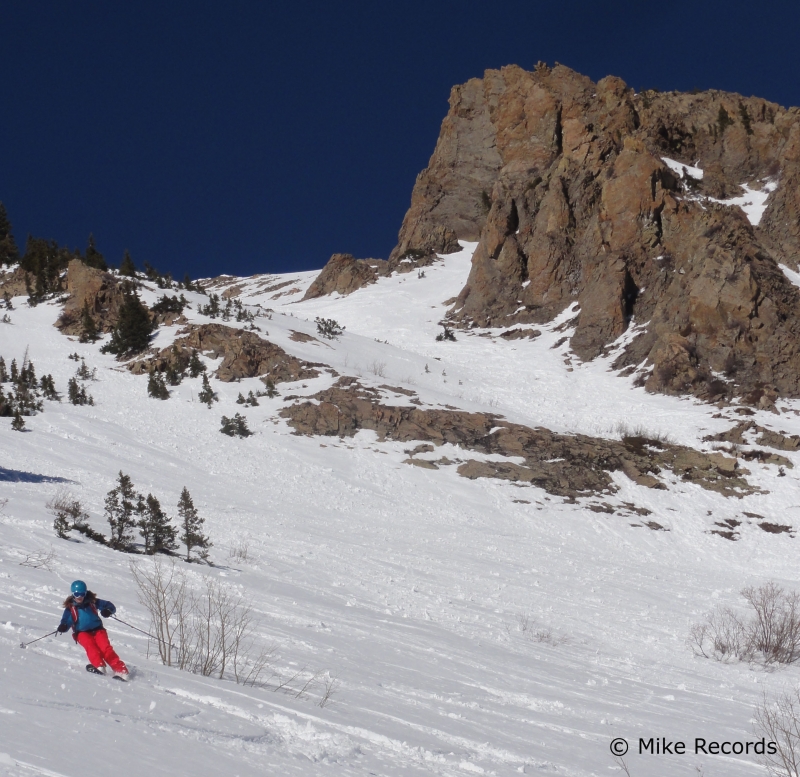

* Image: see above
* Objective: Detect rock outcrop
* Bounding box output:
[302,254,389,300]
[280,378,754,499]
[129,323,321,383]
[55,259,127,336]
[390,63,800,400]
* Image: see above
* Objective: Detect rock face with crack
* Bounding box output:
[129,323,321,383]
[387,63,800,402]
[280,378,754,499]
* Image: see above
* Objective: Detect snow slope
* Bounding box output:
[3,245,800,776]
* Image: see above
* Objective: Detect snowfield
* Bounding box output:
[3,243,800,776]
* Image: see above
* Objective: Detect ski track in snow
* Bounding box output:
[1,242,800,775]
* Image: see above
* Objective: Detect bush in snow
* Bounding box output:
[754,687,800,777]
[435,325,456,342]
[690,582,800,665]
[315,317,344,340]
[130,558,276,685]
[48,488,90,539]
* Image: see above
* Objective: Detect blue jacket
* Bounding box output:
[60,594,116,633]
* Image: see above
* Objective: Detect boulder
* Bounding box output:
[301,254,389,300]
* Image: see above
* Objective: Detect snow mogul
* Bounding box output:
[57,580,129,678]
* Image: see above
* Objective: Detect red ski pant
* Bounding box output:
[76,628,127,673]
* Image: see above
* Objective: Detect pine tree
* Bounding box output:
[79,301,99,343]
[67,377,90,405]
[0,356,7,383]
[40,374,59,400]
[10,359,18,383]
[84,234,108,271]
[0,203,19,266]
[177,487,210,562]
[198,373,217,406]
[188,349,205,378]
[147,370,170,399]
[100,283,154,356]
[11,410,25,431]
[137,493,177,555]
[119,250,137,277]
[263,377,278,398]
[220,413,252,437]
[105,471,138,550]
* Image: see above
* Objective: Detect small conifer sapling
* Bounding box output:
[178,487,210,562]
[105,471,139,550]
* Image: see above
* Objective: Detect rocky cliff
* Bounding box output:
[388,63,800,403]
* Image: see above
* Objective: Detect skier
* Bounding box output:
[56,580,129,678]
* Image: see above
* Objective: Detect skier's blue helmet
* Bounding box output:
[71,580,87,596]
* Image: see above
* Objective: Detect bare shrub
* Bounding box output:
[514,613,568,647]
[228,538,250,563]
[19,547,57,571]
[612,421,673,445]
[370,360,387,378]
[690,582,800,665]
[754,688,800,776]
[318,674,339,707]
[47,488,89,539]
[131,558,277,685]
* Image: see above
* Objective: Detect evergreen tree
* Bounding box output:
[105,471,138,550]
[40,374,59,400]
[188,349,205,377]
[263,377,278,398]
[100,283,154,356]
[21,236,74,300]
[137,493,177,555]
[78,301,99,343]
[10,359,17,383]
[0,356,7,383]
[67,377,91,405]
[220,413,252,437]
[177,487,210,562]
[147,370,170,399]
[84,234,108,271]
[119,250,137,277]
[11,410,25,431]
[0,203,19,266]
[198,373,218,406]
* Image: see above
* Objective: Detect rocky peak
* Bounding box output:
[389,64,800,402]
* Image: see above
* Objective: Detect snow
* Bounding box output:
[2,247,800,775]
[661,157,704,180]
[661,157,777,226]
[706,181,777,227]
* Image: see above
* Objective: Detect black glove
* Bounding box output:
[56,624,69,634]
[100,609,112,618]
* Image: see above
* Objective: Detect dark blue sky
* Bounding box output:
[2,2,799,279]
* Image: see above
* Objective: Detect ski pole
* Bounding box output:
[19,630,58,649]
[111,615,179,651]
